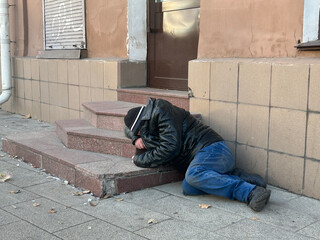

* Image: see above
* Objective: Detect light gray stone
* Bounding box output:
[0,220,60,240]
[3,197,94,233]
[297,220,320,239]
[55,219,146,240]
[0,209,19,226]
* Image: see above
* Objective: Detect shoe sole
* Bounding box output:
[249,189,271,212]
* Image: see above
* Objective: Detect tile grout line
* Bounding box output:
[234,62,240,165]
[266,64,273,183]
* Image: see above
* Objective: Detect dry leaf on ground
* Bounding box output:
[23,113,31,119]
[73,191,84,196]
[252,217,259,220]
[9,190,21,194]
[82,190,91,194]
[103,194,111,199]
[148,219,158,224]
[89,201,98,207]
[0,172,12,182]
[115,198,123,202]
[198,204,211,209]
[48,208,56,213]
[33,203,41,207]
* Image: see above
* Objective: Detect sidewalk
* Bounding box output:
[0,109,319,240]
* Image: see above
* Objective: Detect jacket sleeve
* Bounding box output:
[124,125,140,145]
[133,108,182,168]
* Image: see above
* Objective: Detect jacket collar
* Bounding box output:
[141,98,155,121]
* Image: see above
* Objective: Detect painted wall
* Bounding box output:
[11,0,128,58]
[198,0,305,58]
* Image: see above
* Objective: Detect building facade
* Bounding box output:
[1,0,320,200]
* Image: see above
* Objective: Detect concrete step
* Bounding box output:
[56,119,135,158]
[2,131,183,197]
[83,101,143,130]
[117,87,190,110]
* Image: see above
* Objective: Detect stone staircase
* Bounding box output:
[2,88,194,197]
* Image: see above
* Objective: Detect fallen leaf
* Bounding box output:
[33,203,41,207]
[252,217,259,221]
[82,190,91,194]
[103,194,111,199]
[89,201,98,207]
[148,219,158,224]
[73,191,84,196]
[0,154,5,157]
[48,208,56,213]
[0,172,11,182]
[23,113,31,119]
[64,206,71,209]
[9,190,21,194]
[115,198,123,202]
[198,204,211,209]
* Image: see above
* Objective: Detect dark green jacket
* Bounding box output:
[125,98,223,173]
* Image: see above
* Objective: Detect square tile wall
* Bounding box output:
[269,108,306,157]
[306,113,320,160]
[209,100,237,141]
[304,159,320,199]
[237,104,269,148]
[236,144,267,179]
[309,64,320,112]
[268,151,304,194]
[189,60,210,100]
[210,61,238,102]
[271,63,309,111]
[239,62,271,106]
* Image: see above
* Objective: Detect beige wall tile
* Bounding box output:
[304,159,320,199]
[57,60,68,84]
[236,145,267,179]
[25,99,32,115]
[309,64,320,112]
[103,89,117,101]
[48,60,58,83]
[119,61,147,88]
[16,79,24,98]
[271,63,309,110]
[32,101,41,120]
[188,61,210,100]
[210,61,238,102]
[237,104,269,148]
[49,105,57,123]
[190,98,210,125]
[306,113,320,160]
[31,59,40,80]
[1,96,12,112]
[32,81,40,102]
[104,61,118,90]
[79,86,91,105]
[269,108,306,156]
[69,109,80,119]
[55,106,69,121]
[23,58,31,79]
[91,61,104,88]
[69,85,80,110]
[225,141,236,159]
[239,62,271,106]
[49,83,58,106]
[24,80,32,100]
[91,88,103,102]
[41,103,50,122]
[209,100,237,141]
[39,60,49,81]
[79,60,91,86]
[17,98,25,115]
[40,81,49,104]
[68,60,79,85]
[14,58,24,78]
[57,84,69,108]
[268,152,304,194]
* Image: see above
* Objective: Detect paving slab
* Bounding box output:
[74,198,171,232]
[215,218,312,240]
[3,197,95,233]
[297,220,320,239]
[0,182,40,208]
[0,209,20,226]
[0,221,60,240]
[135,218,228,240]
[54,219,147,240]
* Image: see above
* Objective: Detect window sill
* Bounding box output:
[36,49,87,59]
[296,40,320,51]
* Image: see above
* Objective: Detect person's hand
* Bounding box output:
[135,138,146,149]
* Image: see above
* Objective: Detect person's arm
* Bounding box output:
[133,110,182,168]
[124,125,140,145]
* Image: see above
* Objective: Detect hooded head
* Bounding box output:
[124,106,145,135]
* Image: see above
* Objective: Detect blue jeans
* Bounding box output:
[183,141,255,203]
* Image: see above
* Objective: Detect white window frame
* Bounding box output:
[302,0,320,43]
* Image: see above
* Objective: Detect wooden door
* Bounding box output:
[148,0,200,91]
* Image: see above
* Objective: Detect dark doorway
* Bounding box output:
[148,0,200,91]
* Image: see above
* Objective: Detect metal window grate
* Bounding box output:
[43,0,86,50]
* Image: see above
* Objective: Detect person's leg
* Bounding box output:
[182,179,207,195]
[185,141,255,203]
